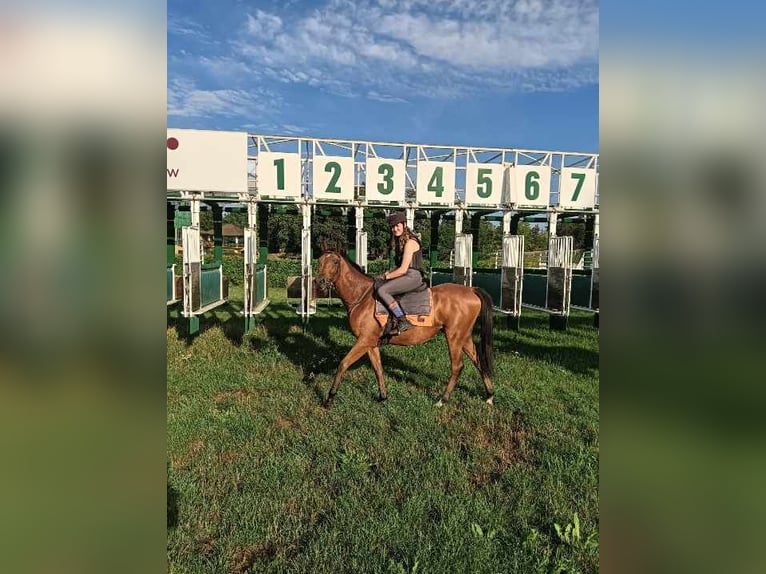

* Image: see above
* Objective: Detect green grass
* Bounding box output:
[167,288,599,573]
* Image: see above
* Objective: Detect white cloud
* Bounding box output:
[167,78,281,118]
[246,10,283,40]
[228,0,597,100]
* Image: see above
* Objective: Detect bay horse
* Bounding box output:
[316,251,495,408]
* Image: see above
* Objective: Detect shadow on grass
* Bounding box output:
[238,301,491,403]
[167,479,179,530]
[493,315,599,376]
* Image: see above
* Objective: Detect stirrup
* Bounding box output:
[397,316,414,333]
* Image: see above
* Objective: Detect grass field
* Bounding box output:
[167,287,599,573]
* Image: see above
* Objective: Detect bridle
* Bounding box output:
[319,253,373,313]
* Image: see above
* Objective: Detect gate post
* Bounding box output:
[355,206,367,272]
[470,211,482,269]
[429,211,441,268]
[299,203,314,321]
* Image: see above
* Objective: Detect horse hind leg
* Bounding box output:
[436,333,465,406]
[463,339,495,405]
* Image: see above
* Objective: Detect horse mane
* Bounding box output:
[324,250,373,279]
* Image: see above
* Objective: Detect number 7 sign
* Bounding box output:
[558,168,596,210]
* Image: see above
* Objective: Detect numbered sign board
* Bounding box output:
[558,168,597,210]
[313,156,355,201]
[365,158,405,203]
[416,161,455,205]
[510,165,551,208]
[257,152,301,199]
[465,163,505,206]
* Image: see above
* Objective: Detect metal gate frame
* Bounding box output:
[454,233,473,286]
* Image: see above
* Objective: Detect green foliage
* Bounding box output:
[198,209,213,232]
[221,255,243,286]
[223,210,248,229]
[263,257,302,288]
[268,212,301,254]
[554,513,598,552]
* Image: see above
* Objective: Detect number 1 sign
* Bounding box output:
[257,152,301,199]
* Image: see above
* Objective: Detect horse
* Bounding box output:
[316,251,496,408]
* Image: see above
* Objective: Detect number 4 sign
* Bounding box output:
[416,161,455,205]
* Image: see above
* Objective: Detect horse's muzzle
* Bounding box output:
[317,276,333,291]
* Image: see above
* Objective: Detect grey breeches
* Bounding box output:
[376,269,424,307]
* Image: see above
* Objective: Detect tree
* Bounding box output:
[557,222,586,250]
[199,209,213,231]
[223,210,248,229]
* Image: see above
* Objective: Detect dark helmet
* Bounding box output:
[386,212,406,226]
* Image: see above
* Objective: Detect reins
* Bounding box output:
[346,283,373,314]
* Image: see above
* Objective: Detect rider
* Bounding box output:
[375,211,425,334]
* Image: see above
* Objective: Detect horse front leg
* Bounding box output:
[324,338,375,408]
[367,347,387,401]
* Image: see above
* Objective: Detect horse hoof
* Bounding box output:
[435,399,444,408]
[485,396,495,406]
[377,394,388,402]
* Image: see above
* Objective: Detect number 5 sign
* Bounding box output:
[558,168,596,210]
[465,163,505,206]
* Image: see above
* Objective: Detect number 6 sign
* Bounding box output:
[510,165,551,208]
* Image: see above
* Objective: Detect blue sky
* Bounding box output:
[168,0,598,152]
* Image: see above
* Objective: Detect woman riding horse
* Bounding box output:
[374,211,425,335]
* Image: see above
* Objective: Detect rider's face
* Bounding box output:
[391,222,405,237]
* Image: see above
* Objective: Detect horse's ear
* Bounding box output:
[335,240,345,255]
[319,237,328,253]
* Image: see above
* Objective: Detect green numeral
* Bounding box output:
[525,171,540,200]
[378,163,394,195]
[273,158,285,190]
[427,167,444,198]
[477,168,493,199]
[324,161,342,193]
[570,172,585,202]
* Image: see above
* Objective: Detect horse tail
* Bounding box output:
[473,287,494,377]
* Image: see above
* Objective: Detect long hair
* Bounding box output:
[390,226,418,252]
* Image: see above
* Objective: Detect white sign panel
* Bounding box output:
[416,161,455,205]
[313,156,355,201]
[558,168,597,210]
[167,129,248,193]
[365,158,405,203]
[257,152,302,199]
[510,165,551,208]
[465,163,505,206]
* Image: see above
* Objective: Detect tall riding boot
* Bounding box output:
[397,316,414,333]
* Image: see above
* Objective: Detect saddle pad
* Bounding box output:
[375,289,434,327]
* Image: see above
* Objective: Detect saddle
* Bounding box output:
[374,282,434,334]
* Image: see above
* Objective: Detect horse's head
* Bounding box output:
[317,251,342,291]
